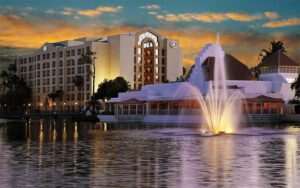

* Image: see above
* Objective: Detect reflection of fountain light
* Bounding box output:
[285,135,298,187]
[104,122,107,131]
[74,123,78,141]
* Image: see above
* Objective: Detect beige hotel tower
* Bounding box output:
[13,27,183,110]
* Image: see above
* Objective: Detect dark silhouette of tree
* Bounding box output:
[47,89,64,110]
[72,75,84,108]
[259,40,287,62]
[81,51,96,110]
[291,73,300,100]
[94,77,129,101]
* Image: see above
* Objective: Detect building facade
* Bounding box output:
[13,27,183,110]
[102,40,298,123]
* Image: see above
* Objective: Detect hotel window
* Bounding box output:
[52,61,56,67]
[59,51,63,58]
[47,78,50,85]
[86,93,90,100]
[52,86,55,91]
[37,71,40,78]
[43,54,46,60]
[47,62,50,68]
[67,68,70,75]
[37,95,40,102]
[37,55,40,61]
[42,71,46,77]
[155,67,159,74]
[67,51,70,57]
[47,70,50,77]
[37,87,40,93]
[24,58,27,64]
[162,49,165,56]
[77,58,82,65]
[37,64,40,70]
[52,52,56,58]
[86,74,90,81]
[72,68,75,74]
[52,78,55,84]
[86,84,90,90]
[59,69,63,75]
[47,53,50,59]
[52,69,56,76]
[37,79,40,86]
[77,49,81,55]
[162,67,165,73]
[42,63,46,69]
[42,87,46,93]
[71,50,75,56]
[67,77,70,83]
[162,58,165,65]
[29,57,32,63]
[59,77,63,84]
[59,61,63,67]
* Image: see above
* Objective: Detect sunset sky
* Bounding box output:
[0,0,299,69]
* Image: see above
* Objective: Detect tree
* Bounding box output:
[72,75,84,109]
[94,77,129,101]
[291,73,300,100]
[259,40,287,62]
[47,89,64,110]
[81,51,96,110]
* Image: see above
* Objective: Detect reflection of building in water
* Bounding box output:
[259,137,287,187]
[89,130,183,187]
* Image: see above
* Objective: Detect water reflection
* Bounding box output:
[0,120,299,187]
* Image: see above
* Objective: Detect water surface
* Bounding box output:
[0,119,299,187]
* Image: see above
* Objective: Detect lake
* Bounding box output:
[0,119,299,187]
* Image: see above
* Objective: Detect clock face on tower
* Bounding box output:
[169,41,178,48]
[43,45,47,51]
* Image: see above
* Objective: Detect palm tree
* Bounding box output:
[72,75,84,110]
[259,40,287,62]
[0,71,9,92]
[291,74,300,100]
[81,51,96,111]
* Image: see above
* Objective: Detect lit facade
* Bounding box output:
[13,27,183,110]
[103,40,298,123]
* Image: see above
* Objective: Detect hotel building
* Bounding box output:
[13,27,182,110]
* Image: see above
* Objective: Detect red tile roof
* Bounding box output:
[259,50,299,67]
[202,54,255,81]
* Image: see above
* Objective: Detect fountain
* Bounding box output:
[188,34,242,134]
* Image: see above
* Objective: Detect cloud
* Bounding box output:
[140,4,160,10]
[46,9,55,14]
[77,6,122,17]
[0,13,299,70]
[263,18,300,28]
[62,7,74,15]
[264,12,279,19]
[148,11,158,15]
[156,12,262,23]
